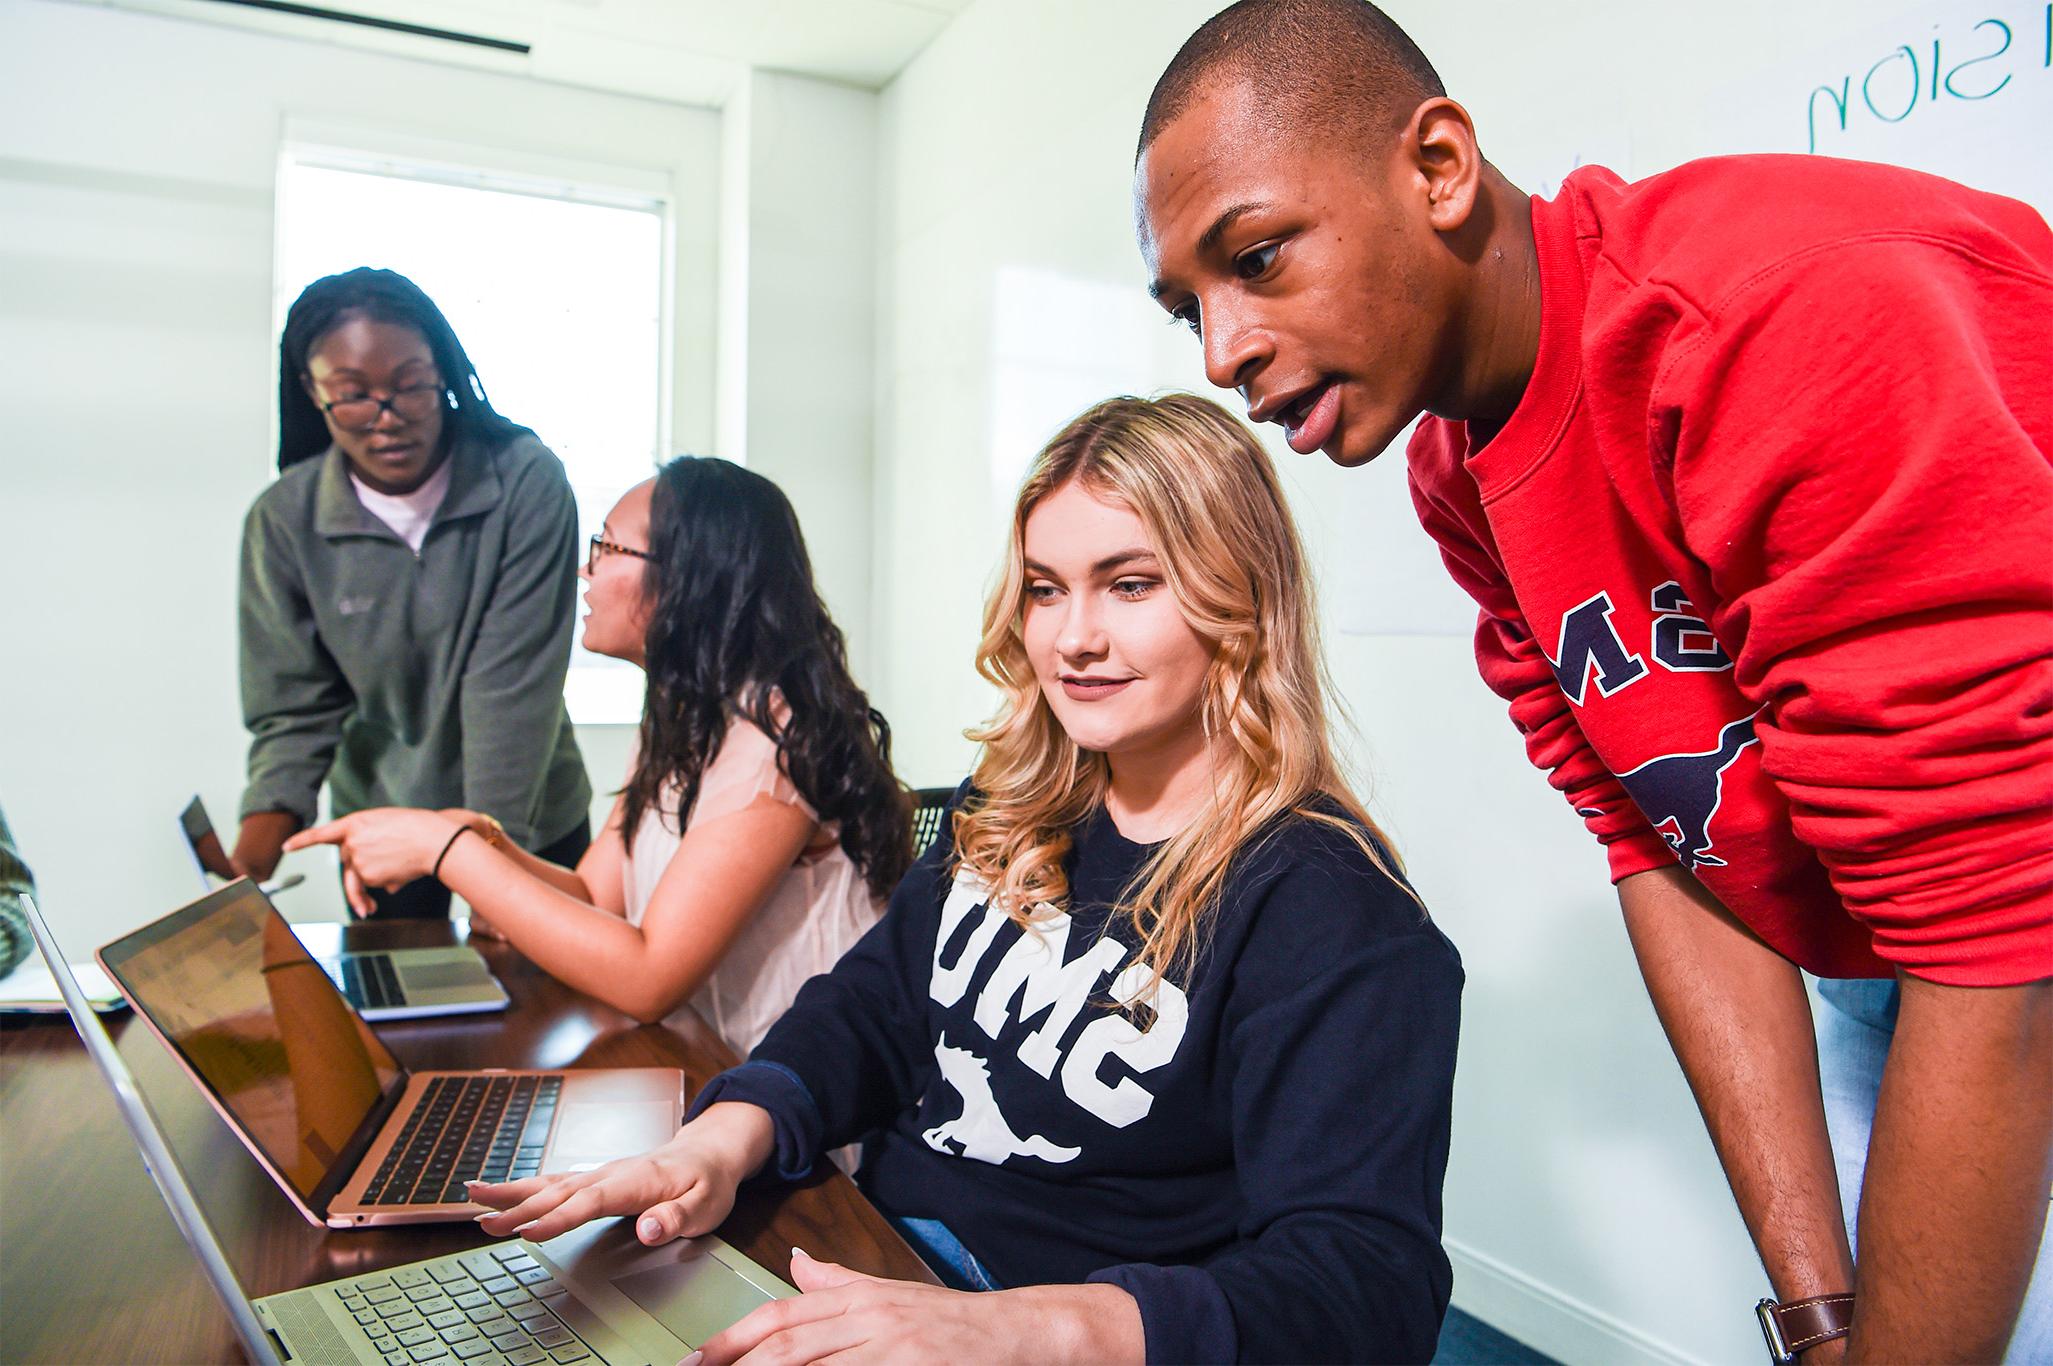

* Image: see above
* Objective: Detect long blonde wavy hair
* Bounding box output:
[954,393,1406,994]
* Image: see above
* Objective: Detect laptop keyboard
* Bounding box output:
[332,954,405,1010]
[364,1075,561,1206]
[317,1244,598,1364]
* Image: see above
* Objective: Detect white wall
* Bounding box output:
[868,0,2041,1359]
[0,0,721,948]
[719,69,880,676]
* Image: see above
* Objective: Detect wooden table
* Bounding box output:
[0,918,934,1364]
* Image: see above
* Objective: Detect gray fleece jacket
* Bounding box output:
[238,433,591,849]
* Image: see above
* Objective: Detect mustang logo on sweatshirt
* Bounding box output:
[1611,712,1762,871]
[922,1034,1082,1166]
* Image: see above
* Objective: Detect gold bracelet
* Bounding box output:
[473,814,507,851]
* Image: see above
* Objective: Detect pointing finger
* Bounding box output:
[283,819,345,852]
[343,865,375,919]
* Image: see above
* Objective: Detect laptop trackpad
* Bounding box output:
[549,1102,677,1168]
[397,961,484,991]
[611,1252,778,1349]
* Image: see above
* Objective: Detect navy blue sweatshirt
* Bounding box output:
[690,795,1463,1363]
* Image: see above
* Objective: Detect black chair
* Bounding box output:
[910,786,957,857]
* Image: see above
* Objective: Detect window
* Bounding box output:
[274,145,668,724]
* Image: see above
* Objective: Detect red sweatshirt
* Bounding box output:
[1407,156,2053,986]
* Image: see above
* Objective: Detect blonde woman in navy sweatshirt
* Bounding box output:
[473,394,1464,1364]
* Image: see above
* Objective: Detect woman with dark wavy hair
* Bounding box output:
[290,456,910,1050]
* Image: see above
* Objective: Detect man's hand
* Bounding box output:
[692,1250,1143,1366]
[1846,974,2053,1361]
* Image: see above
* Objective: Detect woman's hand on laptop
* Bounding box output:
[694,1250,1144,1366]
[467,1101,775,1245]
[285,808,466,915]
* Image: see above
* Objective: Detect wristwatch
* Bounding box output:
[1757,1293,1855,1363]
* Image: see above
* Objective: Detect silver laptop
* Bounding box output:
[181,795,510,1021]
[21,885,793,1366]
[98,879,686,1228]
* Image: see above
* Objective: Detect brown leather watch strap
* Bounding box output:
[1756,1293,1855,1362]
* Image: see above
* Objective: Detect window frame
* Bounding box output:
[272,124,677,726]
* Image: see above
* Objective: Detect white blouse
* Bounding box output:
[620,711,881,1057]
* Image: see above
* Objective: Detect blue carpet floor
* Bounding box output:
[1432,1306,1560,1364]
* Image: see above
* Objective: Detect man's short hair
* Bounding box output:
[1138,0,1446,162]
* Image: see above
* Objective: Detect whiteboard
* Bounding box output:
[1700,0,2051,217]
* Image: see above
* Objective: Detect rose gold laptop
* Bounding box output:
[97,879,685,1228]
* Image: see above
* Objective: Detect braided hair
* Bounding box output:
[275,267,525,471]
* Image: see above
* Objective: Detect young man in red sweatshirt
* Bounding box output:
[1134,1,2052,1359]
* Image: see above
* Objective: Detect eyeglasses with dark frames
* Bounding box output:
[588,534,656,574]
[316,383,449,432]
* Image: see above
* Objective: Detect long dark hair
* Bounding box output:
[276,267,526,471]
[624,457,912,900]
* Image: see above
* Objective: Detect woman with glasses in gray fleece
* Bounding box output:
[232,267,591,920]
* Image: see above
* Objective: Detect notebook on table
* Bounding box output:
[0,953,125,1014]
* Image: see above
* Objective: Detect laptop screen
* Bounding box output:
[99,883,402,1202]
[179,796,236,883]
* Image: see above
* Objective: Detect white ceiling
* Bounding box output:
[73,0,975,99]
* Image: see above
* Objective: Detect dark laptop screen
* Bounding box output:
[99,883,402,1202]
[178,796,236,882]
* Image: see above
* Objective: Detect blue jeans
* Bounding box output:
[887,1215,1003,1293]
[1815,977,2051,1361]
